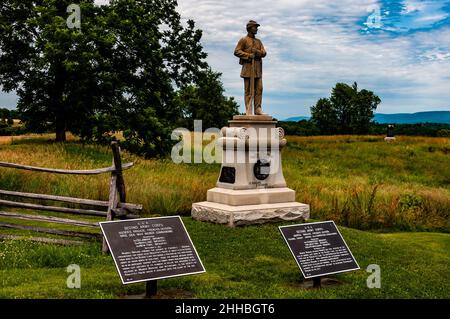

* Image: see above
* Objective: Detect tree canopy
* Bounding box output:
[0,0,236,157]
[311,82,381,135]
[176,68,239,131]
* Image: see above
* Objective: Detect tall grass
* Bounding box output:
[0,134,448,232]
[285,135,450,232]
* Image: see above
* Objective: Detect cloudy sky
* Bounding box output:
[1,0,449,119]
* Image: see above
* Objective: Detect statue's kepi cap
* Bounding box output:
[247,20,260,27]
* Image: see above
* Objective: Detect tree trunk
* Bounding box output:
[56,128,66,142]
[55,115,67,142]
[53,62,66,142]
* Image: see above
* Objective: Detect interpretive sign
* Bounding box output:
[100,216,205,284]
[279,221,359,279]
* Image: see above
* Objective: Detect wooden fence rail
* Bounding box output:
[0,141,142,252]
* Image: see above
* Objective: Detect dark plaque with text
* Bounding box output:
[100,216,205,284]
[219,166,236,184]
[279,221,359,279]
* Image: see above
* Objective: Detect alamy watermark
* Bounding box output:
[66,4,81,30]
[366,264,381,288]
[66,264,81,289]
[364,5,383,29]
[170,120,284,174]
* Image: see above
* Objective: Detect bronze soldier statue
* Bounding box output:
[234,20,267,116]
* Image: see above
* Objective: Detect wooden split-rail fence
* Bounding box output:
[0,141,142,252]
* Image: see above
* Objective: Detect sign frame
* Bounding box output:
[100,216,206,285]
[279,220,360,279]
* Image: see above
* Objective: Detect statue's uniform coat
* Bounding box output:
[234,35,266,78]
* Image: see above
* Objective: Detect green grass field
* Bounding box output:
[0,134,449,298]
[0,219,449,298]
[1,134,448,232]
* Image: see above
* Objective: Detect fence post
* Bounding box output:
[111,141,126,203]
[102,142,121,254]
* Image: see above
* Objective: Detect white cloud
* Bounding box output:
[402,0,426,14]
[178,0,450,117]
[2,0,449,117]
[416,13,447,22]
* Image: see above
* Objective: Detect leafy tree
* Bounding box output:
[93,0,209,157]
[0,0,214,157]
[176,68,239,130]
[0,108,8,123]
[0,0,107,141]
[0,107,15,125]
[310,98,337,134]
[311,82,381,134]
[9,109,19,119]
[345,84,381,134]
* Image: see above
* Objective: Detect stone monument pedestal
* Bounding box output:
[385,124,396,142]
[191,115,310,226]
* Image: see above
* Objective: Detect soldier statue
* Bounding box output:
[234,20,267,116]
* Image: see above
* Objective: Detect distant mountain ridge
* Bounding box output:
[283,111,450,124]
[373,111,450,124]
[283,116,311,122]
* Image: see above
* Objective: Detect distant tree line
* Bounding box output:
[0,108,17,125]
[278,120,320,136]
[0,107,26,135]
[370,122,450,137]
[279,120,450,137]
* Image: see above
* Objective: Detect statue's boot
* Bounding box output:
[254,107,267,115]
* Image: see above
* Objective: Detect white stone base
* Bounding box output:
[191,201,310,227]
[207,187,296,206]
